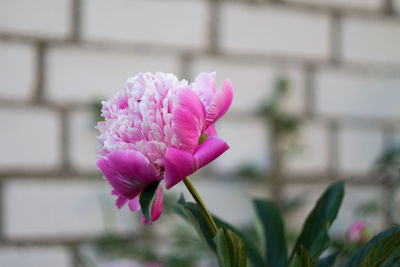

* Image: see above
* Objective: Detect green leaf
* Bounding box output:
[291,180,345,261]
[176,195,217,251]
[315,252,338,267]
[213,216,265,267]
[253,199,287,267]
[289,245,313,267]
[345,226,400,267]
[139,181,160,222]
[214,228,247,267]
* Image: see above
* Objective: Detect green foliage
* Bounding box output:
[214,228,247,267]
[139,181,160,222]
[345,226,400,267]
[291,181,345,261]
[254,199,287,267]
[315,253,338,267]
[176,194,217,252]
[213,216,265,267]
[258,76,300,136]
[289,245,313,267]
[174,180,400,267]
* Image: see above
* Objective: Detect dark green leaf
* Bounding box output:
[345,226,400,267]
[315,252,338,267]
[214,228,247,267]
[176,195,217,251]
[382,246,400,267]
[213,216,265,267]
[289,245,313,267]
[253,199,287,267]
[139,181,160,222]
[291,180,345,261]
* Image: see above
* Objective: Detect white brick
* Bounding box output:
[82,0,208,48]
[214,117,270,172]
[338,126,383,175]
[69,109,99,172]
[330,185,384,236]
[395,0,400,13]
[0,108,60,170]
[285,122,330,175]
[0,246,71,267]
[343,17,400,64]
[0,0,72,39]
[0,42,36,100]
[286,0,382,10]
[4,179,138,239]
[220,3,330,59]
[316,69,400,119]
[45,46,180,103]
[191,58,305,114]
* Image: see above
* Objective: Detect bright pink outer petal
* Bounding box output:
[112,190,128,209]
[172,88,205,154]
[205,79,234,129]
[192,72,216,106]
[205,123,217,136]
[164,148,196,189]
[128,197,141,212]
[194,136,229,169]
[141,186,163,225]
[97,149,163,200]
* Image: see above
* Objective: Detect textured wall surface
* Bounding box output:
[1,0,400,266]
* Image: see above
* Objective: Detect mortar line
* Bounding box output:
[304,63,316,118]
[330,10,342,65]
[33,42,46,103]
[209,0,221,53]
[71,0,81,42]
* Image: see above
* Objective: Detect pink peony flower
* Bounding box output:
[96,72,233,224]
[346,220,371,244]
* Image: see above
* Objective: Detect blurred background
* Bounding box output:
[1,0,400,266]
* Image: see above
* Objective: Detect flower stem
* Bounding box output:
[183,177,218,236]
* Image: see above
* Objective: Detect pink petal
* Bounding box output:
[164,137,229,189]
[172,88,205,153]
[164,148,196,189]
[112,190,128,209]
[97,149,163,200]
[192,72,216,106]
[141,186,164,225]
[128,197,141,212]
[205,123,217,136]
[205,79,233,129]
[194,136,229,169]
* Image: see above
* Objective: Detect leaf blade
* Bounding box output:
[291,180,345,261]
[139,181,160,222]
[253,199,287,267]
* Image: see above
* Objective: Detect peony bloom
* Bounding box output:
[346,220,372,244]
[96,72,233,224]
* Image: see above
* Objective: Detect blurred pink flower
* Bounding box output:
[96,72,233,224]
[346,220,371,244]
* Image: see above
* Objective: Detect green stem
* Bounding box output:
[183,177,218,236]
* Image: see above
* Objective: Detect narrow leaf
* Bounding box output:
[213,216,265,267]
[345,226,400,267]
[139,181,160,222]
[254,199,287,267]
[315,252,338,267]
[176,194,217,251]
[291,180,345,260]
[289,245,313,267]
[214,228,247,267]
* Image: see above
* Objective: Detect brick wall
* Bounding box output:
[1,0,400,266]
